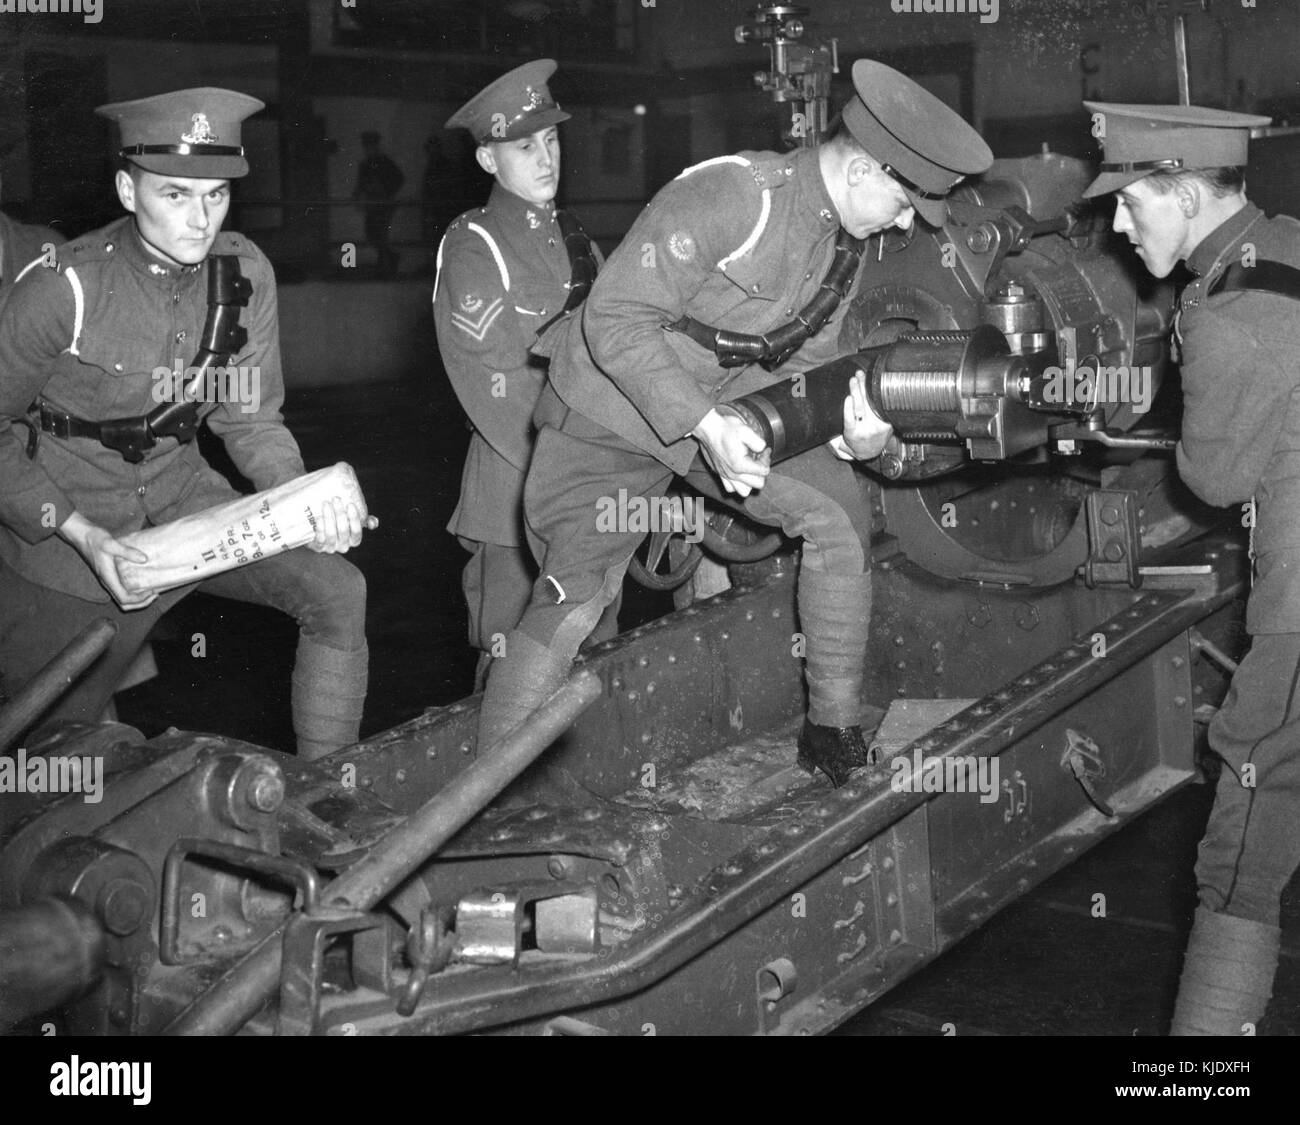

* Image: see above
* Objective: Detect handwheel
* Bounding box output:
[626,499,786,592]
[627,528,706,591]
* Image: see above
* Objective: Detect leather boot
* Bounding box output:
[1170,905,1281,1036]
[292,638,368,761]
[797,720,871,787]
[796,570,873,785]
[477,630,573,753]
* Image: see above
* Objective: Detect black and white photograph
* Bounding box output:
[0,0,1296,1083]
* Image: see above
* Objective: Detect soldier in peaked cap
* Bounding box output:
[0,87,372,759]
[475,59,992,788]
[434,59,614,691]
[1085,101,1300,1035]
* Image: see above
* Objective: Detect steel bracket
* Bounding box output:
[1083,488,1142,587]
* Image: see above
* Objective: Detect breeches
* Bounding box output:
[457,537,537,654]
[517,391,873,662]
[1195,632,1300,926]
[0,547,367,730]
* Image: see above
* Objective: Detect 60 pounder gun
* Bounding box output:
[726,321,1175,482]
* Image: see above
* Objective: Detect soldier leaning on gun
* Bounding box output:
[0,88,370,759]
[1084,102,1300,1034]
[434,60,614,691]
[476,60,993,787]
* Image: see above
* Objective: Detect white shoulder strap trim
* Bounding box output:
[466,222,510,291]
[13,254,46,286]
[718,188,771,271]
[63,266,85,356]
[675,154,751,180]
[432,232,447,304]
[670,155,770,271]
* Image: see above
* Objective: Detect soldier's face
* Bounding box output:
[116,168,231,266]
[839,160,916,240]
[1112,179,1191,278]
[478,128,561,206]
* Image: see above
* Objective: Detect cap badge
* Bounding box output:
[523,87,544,111]
[181,113,218,145]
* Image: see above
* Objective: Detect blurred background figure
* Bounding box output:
[354,129,404,277]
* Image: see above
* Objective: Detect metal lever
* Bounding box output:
[1062,729,1116,819]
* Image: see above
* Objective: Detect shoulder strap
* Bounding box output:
[1208,259,1300,302]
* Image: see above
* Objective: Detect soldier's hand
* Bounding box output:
[58,512,157,611]
[307,496,377,554]
[835,371,893,461]
[692,408,771,497]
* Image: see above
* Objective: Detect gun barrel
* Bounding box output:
[728,325,1029,464]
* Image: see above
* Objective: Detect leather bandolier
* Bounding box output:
[535,209,599,338]
[664,229,866,371]
[27,255,252,464]
[1207,259,1300,301]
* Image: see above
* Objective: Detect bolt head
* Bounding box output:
[248,771,285,813]
[99,879,149,936]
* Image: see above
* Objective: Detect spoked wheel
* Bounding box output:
[626,500,786,592]
[627,529,705,592]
